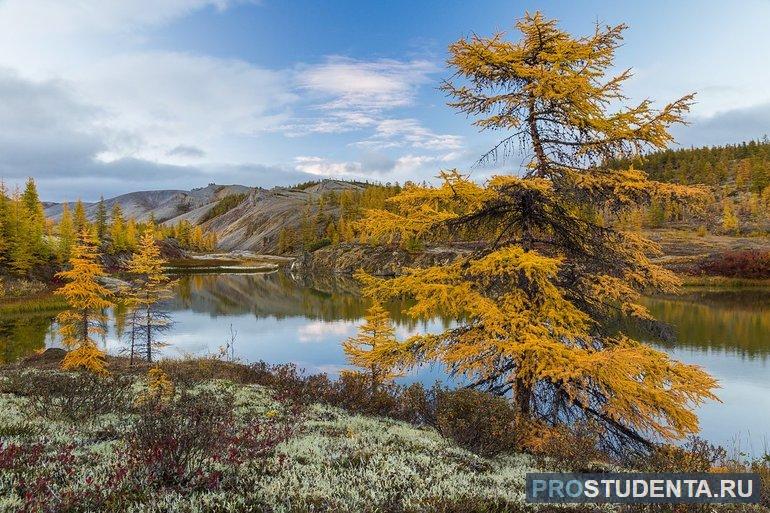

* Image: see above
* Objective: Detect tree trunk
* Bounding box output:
[146,304,152,363]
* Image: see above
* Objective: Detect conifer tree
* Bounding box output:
[95,196,108,241]
[355,12,717,452]
[21,178,46,257]
[57,203,75,262]
[8,188,34,276]
[126,226,172,363]
[721,200,740,234]
[74,199,89,234]
[109,203,126,253]
[55,228,112,374]
[125,218,138,250]
[342,302,402,391]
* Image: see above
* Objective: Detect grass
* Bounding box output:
[679,275,770,288]
[0,294,67,315]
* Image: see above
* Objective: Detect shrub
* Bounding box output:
[523,421,607,472]
[697,250,770,279]
[5,371,134,421]
[126,388,236,488]
[434,388,518,456]
[199,193,247,224]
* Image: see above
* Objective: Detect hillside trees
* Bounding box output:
[54,228,113,374]
[0,179,52,276]
[95,196,108,241]
[57,203,75,261]
[354,13,718,452]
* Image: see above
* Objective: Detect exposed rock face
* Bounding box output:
[288,243,474,276]
[44,180,364,255]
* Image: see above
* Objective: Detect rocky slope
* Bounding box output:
[288,242,476,276]
[44,180,364,254]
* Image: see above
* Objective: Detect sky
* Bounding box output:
[0,0,768,201]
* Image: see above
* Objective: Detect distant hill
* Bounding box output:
[612,139,770,234]
[615,138,770,191]
[44,180,370,254]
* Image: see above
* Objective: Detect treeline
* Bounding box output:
[611,138,770,234]
[58,200,217,261]
[276,184,402,253]
[0,178,218,280]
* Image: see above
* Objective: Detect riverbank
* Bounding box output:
[1,353,768,512]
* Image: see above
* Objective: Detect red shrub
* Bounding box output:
[698,250,770,278]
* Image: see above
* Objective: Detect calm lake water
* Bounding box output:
[1,272,769,451]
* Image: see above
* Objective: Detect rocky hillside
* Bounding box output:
[44,180,364,254]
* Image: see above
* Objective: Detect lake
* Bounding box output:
[1,271,769,451]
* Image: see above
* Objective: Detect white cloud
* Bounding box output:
[354,118,463,151]
[285,57,448,140]
[75,51,295,163]
[0,0,464,194]
[297,56,436,112]
[294,156,363,177]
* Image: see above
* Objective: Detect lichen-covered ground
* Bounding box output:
[0,370,538,512]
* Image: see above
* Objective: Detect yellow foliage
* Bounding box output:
[55,228,112,375]
[146,366,175,401]
[352,12,718,445]
[342,302,404,389]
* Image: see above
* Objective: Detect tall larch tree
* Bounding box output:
[126,225,172,363]
[355,12,717,454]
[109,203,126,252]
[8,188,34,276]
[342,302,402,392]
[95,196,108,241]
[57,202,75,262]
[74,200,89,234]
[55,228,113,374]
[21,178,47,257]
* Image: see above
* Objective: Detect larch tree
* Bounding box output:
[57,203,75,262]
[126,225,172,363]
[354,12,718,453]
[95,196,108,241]
[8,188,34,276]
[109,203,126,253]
[55,228,113,374]
[74,199,89,234]
[21,178,47,258]
[342,302,402,392]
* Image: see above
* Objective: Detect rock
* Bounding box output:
[288,243,475,276]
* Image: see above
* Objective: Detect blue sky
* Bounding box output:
[0,0,768,200]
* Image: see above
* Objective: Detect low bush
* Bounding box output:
[697,250,770,279]
[0,370,134,421]
[434,387,518,456]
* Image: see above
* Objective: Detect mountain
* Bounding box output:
[44,179,366,254]
[44,184,252,222]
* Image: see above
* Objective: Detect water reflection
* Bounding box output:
[0,273,768,448]
[641,289,770,360]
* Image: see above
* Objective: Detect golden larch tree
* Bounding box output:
[355,12,718,453]
[57,202,75,262]
[55,228,113,374]
[126,225,172,363]
[342,302,402,391]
